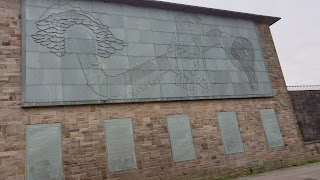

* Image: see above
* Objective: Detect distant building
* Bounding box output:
[288,86,320,142]
[1,0,319,179]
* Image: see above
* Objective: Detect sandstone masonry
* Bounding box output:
[1,0,320,179]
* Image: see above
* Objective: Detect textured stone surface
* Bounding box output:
[22,0,273,106]
[218,112,244,154]
[0,0,320,179]
[259,109,284,148]
[289,91,320,142]
[166,114,196,162]
[238,162,320,180]
[104,118,137,172]
[26,124,63,180]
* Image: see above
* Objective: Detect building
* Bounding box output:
[288,86,320,143]
[1,0,319,179]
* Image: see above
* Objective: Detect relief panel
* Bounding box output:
[23,0,273,106]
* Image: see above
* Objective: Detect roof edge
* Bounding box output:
[105,0,281,26]
[287,85,320,91]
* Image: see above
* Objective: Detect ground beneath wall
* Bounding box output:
[237,163,320,180]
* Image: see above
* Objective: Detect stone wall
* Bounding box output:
[289,90,320,142]
[1,0,320,179]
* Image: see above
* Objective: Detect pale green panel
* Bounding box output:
[104,118,137,172]
[167,114,196,162]
[218,112,244,155]
[26,124,63,180]
[259,109,284,148]
[22,0,273,106]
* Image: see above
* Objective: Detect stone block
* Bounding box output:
[256,72,270,83]
[219,17,238,28]
[61,53,82,69]
[237,19,255,29]
[123,16,152,31]
[151,19,176,33]
[122,4,149,18]
[131,84,161,99]
[256,83,273,95]
[26,68,62,85]
[160,84,188,98]
[203,48,228,59]
[62,69,87,85]
[208,70,232,84]
[126,29,154,44]
[217,112,244,154]
[62,85,100,101]
[104,118,137,172]
[255,50,264,60]
[199,14,219,25]
[25,6,47,21]
[239,28,258,40]
[152,31,173,45]
[259,109,284,148]
[59,0,93,12]
[232,83,254,96]
[93,13,124,28]
[230,71,250,83]
[127,43,155,57]
[25,20,37,36]
[100,55,129,70]
[205,59,230,71]
[25,85,63,102]
[26,36,51,53]
[211,83,235,96]
[25,0,59,8]
[26,52,62,68]
[166,114,196,162]
[147,8,176,21]
[26,124,63,180]
[109,28,126,41]
[92,1,123,15]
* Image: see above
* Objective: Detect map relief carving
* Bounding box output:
[24,1,272,104]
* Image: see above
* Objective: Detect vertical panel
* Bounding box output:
[218,112,244,154]
[259,109,284,148]
[26,123,63,180]
[166,114,196,162]
[104,118,137,172]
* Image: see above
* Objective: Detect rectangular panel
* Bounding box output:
[22,0,273,106]
[104,118,137,172]
[218,112,244,154]
[259,109,284,148]
[26,124,63,180]
[166,114,196,162]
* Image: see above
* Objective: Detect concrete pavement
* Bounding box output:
[237,163,320,180]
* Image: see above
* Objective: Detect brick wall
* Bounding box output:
[289,90,320,142]
[1,0,320,179]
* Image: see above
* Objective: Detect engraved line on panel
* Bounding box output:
[26,124,63,179]
[31,4,259,100]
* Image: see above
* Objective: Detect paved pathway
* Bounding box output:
[237,163,320,180]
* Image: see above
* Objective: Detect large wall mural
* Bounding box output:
[23,0,273,105]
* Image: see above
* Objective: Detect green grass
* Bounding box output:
[307,159,320,164]
[192,157,320,180]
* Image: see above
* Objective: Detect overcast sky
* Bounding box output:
[159,0,320,86]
